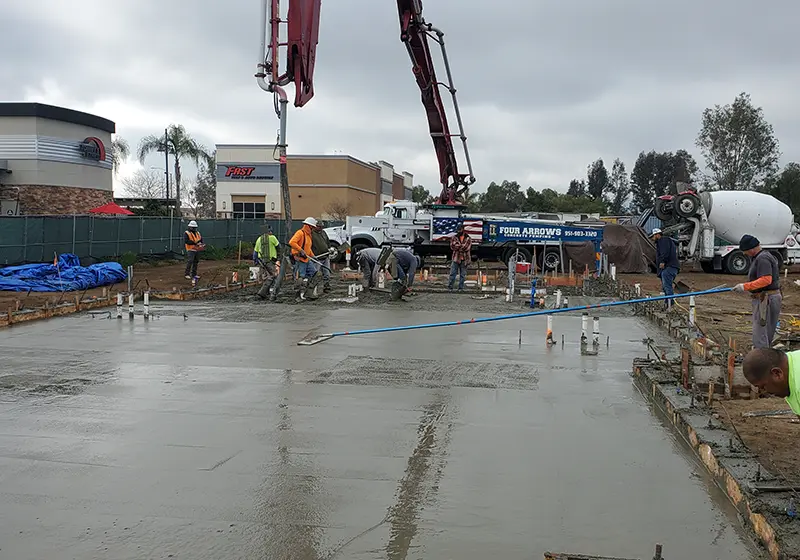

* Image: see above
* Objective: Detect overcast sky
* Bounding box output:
[3,0,798,197]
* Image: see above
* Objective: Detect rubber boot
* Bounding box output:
[256,278,274,300]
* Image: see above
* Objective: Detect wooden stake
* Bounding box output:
[707,380,715,406]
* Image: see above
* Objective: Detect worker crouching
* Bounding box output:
[356,247,382,289]
[384,248,420,300]
[289,217,318,301]
[733,234,782,349]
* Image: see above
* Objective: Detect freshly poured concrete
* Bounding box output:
[0,303,763,559]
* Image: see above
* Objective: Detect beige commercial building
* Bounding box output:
[215,144,414,220]
[0,103,115,215]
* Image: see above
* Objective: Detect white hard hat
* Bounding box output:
[650,228,662,236]
[188,220,198,228]
[303,217,318,227]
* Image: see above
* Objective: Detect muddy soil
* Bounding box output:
[0,259,248,311]
[713,398,800,484]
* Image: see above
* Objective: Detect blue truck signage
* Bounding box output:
[484,221,603,243]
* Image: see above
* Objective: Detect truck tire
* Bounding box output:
[674,193,701,218]
[700,260,716,273]
[350,242,373,260]
[767,250,783,267]
[540,249,562,271]
[654,198,673,221]
[723,250,750,275]
[328,242,344,263]
[502,246,532,266]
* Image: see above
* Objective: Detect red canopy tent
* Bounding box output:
[88,202,134,215]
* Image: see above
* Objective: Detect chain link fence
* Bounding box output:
[0,216,320,265]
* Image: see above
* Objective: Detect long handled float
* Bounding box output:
[297,286,731,346]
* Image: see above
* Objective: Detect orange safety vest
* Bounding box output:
[289,226,313,262]
[185,231,202,252]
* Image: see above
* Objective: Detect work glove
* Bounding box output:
[732,283,746,293]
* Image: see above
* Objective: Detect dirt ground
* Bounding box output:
[712,398,800,483]
[0,258,249,312]
[621,264,800,352]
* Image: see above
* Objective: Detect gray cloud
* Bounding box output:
[3,0,799,196]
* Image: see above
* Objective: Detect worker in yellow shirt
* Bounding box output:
[742,348,800,415]
[253,224,281,301]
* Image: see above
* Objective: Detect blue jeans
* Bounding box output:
[449,261,467,290]
[294,260,314,280]
[660,266,678,305]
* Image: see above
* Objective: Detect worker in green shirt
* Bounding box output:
[742,348,800,415]
[253,224,282,301]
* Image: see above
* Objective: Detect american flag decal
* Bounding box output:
[431,218,483,242]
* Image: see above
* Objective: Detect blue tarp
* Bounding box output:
[0,254,127,292]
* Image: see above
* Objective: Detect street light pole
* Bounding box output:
[163,127,171,202]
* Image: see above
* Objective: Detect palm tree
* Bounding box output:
[110,137,130,176]
[137,124,210,208]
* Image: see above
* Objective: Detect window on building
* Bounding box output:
[232,202,267,219]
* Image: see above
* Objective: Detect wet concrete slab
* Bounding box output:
[0,304,764,559]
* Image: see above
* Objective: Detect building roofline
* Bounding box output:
[0,102,115,133]
[214,144,408,172]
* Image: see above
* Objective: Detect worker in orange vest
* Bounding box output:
[184,220,205,280]
[289,217,317,300]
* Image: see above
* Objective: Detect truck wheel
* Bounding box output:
[541,249,561,271]
[328,242,343,263]
[350,242,372,259]
[700,261,716,273]
[723,250,751,275]
[674,193,700,218]
[769,250,784,268]
[502,246,532,265]
[654,198,673,222]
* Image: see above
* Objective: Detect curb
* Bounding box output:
[631,358,800,560]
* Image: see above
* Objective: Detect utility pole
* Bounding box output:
[162,128,171,201]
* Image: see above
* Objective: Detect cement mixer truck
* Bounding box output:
[655,189,800,274]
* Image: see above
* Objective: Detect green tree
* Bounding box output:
[630,150,699,211]
[411,185,433,204]
[586,159,610,200]
[137,124,211,208]
[476,180,525,213]
[110,137,129,176]
[608,158,630,214]
[523,187,606,214]
[696,92,781,190]
[763,163,800,216]
[189,152,217,217]
[567,179,586,197]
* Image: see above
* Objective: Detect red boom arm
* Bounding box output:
[397,0,475,205]
[261,0,475,205]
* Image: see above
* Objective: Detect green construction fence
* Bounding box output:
[0,216,333,266]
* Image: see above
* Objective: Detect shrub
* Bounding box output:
[118,251,138,268]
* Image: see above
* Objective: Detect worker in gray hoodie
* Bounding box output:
[356,247,383,288]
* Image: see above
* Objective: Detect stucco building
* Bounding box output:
[215,144,414,220]
[0,103,115,215]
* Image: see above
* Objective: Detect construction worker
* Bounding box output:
[385,248,420,299]
[311,220,332,293]
[289,217,317,300]
[184,220,205,280]
[253,224,281,300]
[356,247,382,288]
[448,223,472,291]
[742,348,799,415]
[651,228,679,309]
[733,235,782,349]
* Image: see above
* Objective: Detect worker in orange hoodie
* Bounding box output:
[733,234,782,348]
[289,217,317,301]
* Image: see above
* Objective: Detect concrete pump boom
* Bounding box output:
[257,0,475,206]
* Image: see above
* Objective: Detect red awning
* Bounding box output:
[88,202,134,215]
